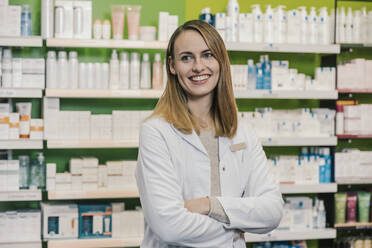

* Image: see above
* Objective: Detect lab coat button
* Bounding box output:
[222,167,226,171]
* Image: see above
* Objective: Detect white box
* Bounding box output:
[0,112,9,140]
[70,158,83,175]
[9,113,19,139]
[22,59,45,74]
[54,0,73,38]
[90,114,112,140]
[55,182,72,191]
[71,175,83,190]
[47,163,57,178]
[56,173,72,183]
[78,111,90,140]
[82,182,98,191]
[0,0,8,6]
[107,175,126,189]
[22,74,45,88]
[106,161,123,175]
[158,12,169,41]
[47,178,56,191]
[30,119,44,140]
[82,173,98,183]
[98,165,108,188]
[7,160,19,171]
[73,1,92,39]
[83,157,98,168]
[0,5,21,36]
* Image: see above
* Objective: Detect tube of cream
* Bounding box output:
[16,102,32,139]
[111,5,125,40]
[126,5,141,40]
[357,191,371,223]
[335,193,347,224]
[346,192,357,223]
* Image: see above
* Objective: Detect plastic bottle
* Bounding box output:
[152,53,163,89]
[252,4,263,43]
[46,51,57,89]
[263,55,271,89]
[18,155,30,189]
[318,7,330,44]
[247,59,256,90]
[94,63,101,89]
[264,5,274,43]
[361,7,368,43]
[140,53,151,89]
[338,7,346,43]
[86,63,94,89]
[336,105,344,135]
[312,198,319,229]
[68,51,79,89]
[318,200,326,229]
[109,49,119,89]
[345,7,353,43]
[255,62,263,89]
[101,63,109,89]
[323,148,332,183]
[200,8,214,26]
[130,52,140,89]
[119,52,129,89]
[37,153,46,190]
[298,6,309,44]
[227,0,239,42]
[330,9,335,43]
[21,5,32,36]
[353,10,361,43]
[309,7,318,44]
[162,58,167,89]
[274,5,287,44]
[57,51,68,88]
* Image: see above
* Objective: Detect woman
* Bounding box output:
[135,20,283,248]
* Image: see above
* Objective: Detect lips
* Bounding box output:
[188,74,211,84]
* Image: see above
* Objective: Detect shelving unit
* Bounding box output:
[338,89,372,94]
[0,89,43,98]
[226,43,340,54]
[0,140,43,149]
[337,134,372,139]
[336,178,372,185]
[47,140,138,149]
[0,36,43,47]
[244,229,337,242]
[0,190,42,201]
[234,90,338,99]
[48,189,139,200]
[280,183,338,194]
[47,238,142,248]
[0,241,42,248]
[334,222,372,230]
[259,137,338,147]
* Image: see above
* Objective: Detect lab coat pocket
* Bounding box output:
[183,156,210,199]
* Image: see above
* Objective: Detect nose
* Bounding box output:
[192,57,205,73]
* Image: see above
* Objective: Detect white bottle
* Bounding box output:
[264,5,274,43]
[140,53,151,89]
[252,4,263,43]
[78,63,87,89]
[247,59,256,90]
[119,52,129,89]
[287,9,300,44]
[274,5,287,44]
[227,0,239,42]
[46,51,57,89]
[162,58,167,89]
[86,62,94,89]
[309,7,318,44]
[338,7,346,43]
[312,199,319,229]
[368,11,372,43]
[109,49,119,89]
[94,63,101,88]
[68,51,78,89]
[361,7,368,43]
[318,200,326,229]
[152,53,163,89]
[330,9,335,43]
[345,7,353,43]
[336,111,344,135]
[130,52,140,89]
[353,10,361,43]
[318,7,330,45]
[57,51,68,88]
[101,63,109,89]
[298,7,308,44]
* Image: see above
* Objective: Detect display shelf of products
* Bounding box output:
[0,240,42,248]
[337,134,372,139]
[226,43,340,54]
[244,228,337,242]
[45,89,163,99]
[338,89,372,94]
[0,140,43,149]
[336,178,372,185]
[234,90,338,99]
[47,140,139,149]
[0,88,43,98]
[279,183,338,194]
[48,188,139,200]
[0,190,42,201]
[47,238,142,248]
[46,38,167,49]
[0,36,43,47]
[334,222,372,230]
[340,43,372,49]
[259,137,338,146]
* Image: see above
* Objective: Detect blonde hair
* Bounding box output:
[151,20,238,138]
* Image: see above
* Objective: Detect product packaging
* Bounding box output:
[335,193,347,224]
[357,191,371,223]
[346,192,357,223]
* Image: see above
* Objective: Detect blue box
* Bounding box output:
[78,204,112,239]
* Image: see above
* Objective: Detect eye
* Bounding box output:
[203,52,214,59]
[181,55,193,61]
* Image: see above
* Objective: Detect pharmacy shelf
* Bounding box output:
[338,88,372,94]
[279,183,338,194]
[46,38,340,54]
[47,238,142,248]
[0,88,43,98]
[259,137,337,146]
[234,90,338,99]
[341,43,372,49]
[48,188,139,200]
[46,38,167,49]
[0,140,43,149]
[334,222,372,230]
[226,43,340,54]
[336,178,372,185]
[337,134,372,139]
[0,240,42,248]
[45,89,163,99]
[245,228,337,242]
[47,140,138,149]
[0,36,42,47]
[0,190,42,201]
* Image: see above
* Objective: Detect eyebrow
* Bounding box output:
[177,49,211,56]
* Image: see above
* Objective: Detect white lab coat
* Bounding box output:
[135,117,283,248]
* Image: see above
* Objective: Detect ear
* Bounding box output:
[168,56,176,75]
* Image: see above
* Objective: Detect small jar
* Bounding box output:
[140,26,156,41]
[93,19,102,39]
[102,19,111,40]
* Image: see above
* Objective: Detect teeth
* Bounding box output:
[191,75,209,81]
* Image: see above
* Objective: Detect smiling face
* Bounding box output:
[169,30,220,101]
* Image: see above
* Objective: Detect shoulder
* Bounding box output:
[235,121,261,150]
[140,116,173,138]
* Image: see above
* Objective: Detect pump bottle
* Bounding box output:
[227,0,239,42]
[252,4,263,43]
[109,50,119,89]
[140,53,151,89]
[152,53,163,89]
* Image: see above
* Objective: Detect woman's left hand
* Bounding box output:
[184,197,211,215]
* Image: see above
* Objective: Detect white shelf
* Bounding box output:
[46,38,167,49]
[234,90,338,99]
[280,183,337,194]
[48,188,139,200]
[0,140,43,149]
[260,137,337,146]
[245,228,337,242]
[47,238,142,248]
[0,36,43,47]
[227,42,340,54]
[47,140,138,149]
[0,190,42,201]
[336,178,372,185]
[45,89,163,99]
[0,88,43,98]
[0,240,42,248]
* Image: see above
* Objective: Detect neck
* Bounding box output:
[187,94,214,129]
